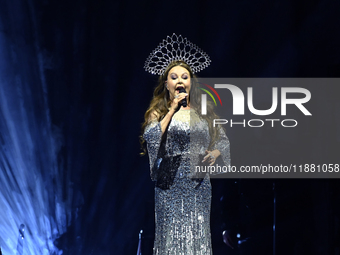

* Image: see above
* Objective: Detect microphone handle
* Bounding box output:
[178,88,187,107]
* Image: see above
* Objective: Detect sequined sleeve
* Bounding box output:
[212,125,231,174]
[143,120,162,181]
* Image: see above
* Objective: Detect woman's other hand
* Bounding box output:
[202,150,221,166]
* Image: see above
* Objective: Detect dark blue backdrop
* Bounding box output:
[0,0,339,254]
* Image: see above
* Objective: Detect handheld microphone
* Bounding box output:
[178,87,187,107]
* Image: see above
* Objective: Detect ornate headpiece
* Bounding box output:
[144,33,211,75]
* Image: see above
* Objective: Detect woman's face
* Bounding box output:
[165,65,191,100]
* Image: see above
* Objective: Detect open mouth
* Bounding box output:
[175,85,185,93]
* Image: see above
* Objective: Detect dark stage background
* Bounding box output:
[0,0,340,254]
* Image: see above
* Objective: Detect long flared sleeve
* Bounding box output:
[143,120,163,181]
[212,125,231,172]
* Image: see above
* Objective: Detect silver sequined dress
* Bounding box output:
[143,108,230,255]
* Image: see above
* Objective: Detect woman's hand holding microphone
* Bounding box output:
[161,91,188,135]
[169,91,188,112]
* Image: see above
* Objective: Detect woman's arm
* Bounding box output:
[143,92,188,180]
[202,125,230,172]
[143,108,177,180]
[159,91,187,134]
[159,108,176,134]
[214,126,231,167]
[143,117,162,181]
[143,109,177,181]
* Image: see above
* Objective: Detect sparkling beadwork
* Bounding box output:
[143,109,230,254]
[144,34,212,76]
